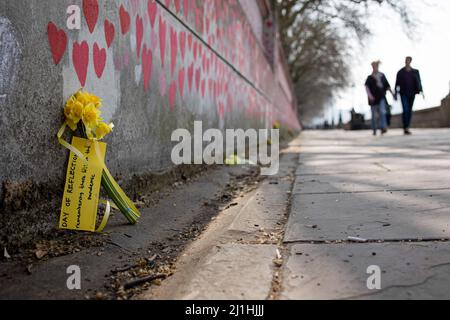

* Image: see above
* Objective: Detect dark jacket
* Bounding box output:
[395,67,423,97]
[365,73,391,106]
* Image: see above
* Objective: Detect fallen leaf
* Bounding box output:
[35,250,47,260]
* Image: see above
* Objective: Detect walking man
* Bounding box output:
[395,56,423,135]
[365,61,396,136]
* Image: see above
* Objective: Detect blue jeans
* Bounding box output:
[371,98,387,133]
[401,95,416,129]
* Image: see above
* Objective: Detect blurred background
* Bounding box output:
[274,0,450,127]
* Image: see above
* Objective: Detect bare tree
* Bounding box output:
[273,0,414,123]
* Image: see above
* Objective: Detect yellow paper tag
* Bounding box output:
[59,137,106,232]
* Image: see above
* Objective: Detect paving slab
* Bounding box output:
[294,170,450,195]
[228,153,297,233]
[285,189,450,242]
[287,130,450,242]
[281,243,450,300]
[171,244,277,300]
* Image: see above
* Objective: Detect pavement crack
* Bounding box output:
[341,275,436,300]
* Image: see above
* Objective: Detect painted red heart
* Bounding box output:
[202,54,206,73]
[187,34,193,51]
[119,5,131,35]
[136,15,144,58]
[168,81,177,110]
[93,42,106,78]
[147,0,158,27]
[47,22,67,65]
[193,41,198,60]
[195,6,201,31]
[205,18,210,35]
[159,16,167,68]
[169,27,178,77]
[195,68,201,93]
[83,0,99,34]
[183,0,190,19]
[187,62,194,92]
[174,0,181,12]
[73,41,89,87]
[218,102,225,119]
[104,20,115,48]
[206,58,210,74]
[208,79,213,96]
[227,95,233,112]
[201,79,206,98]
[142,44,153,91]
[165,0,171,7]
[178,67,185,98]
[179,31,186,61]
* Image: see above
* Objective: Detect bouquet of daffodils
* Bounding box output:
[58,90,140,225]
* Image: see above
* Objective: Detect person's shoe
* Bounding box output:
[381,128,388,135]
[404,129,412,135]
[373,131,377,136]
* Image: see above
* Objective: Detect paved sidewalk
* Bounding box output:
[143,129,450,300]
[283,129,450,299]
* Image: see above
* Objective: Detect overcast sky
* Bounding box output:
[324,0,450,124]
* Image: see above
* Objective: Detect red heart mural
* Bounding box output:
[218,102,225,119]
[83,0,99,34]
[169,27,178,77]
[202,54,206,73]
[174,0,181,13]
[187,62,194,92]
[73,41,89,87]
[193,41,198,60]
[159,16,167,68]
[142,44,153,91]
[201,79,206,98]
[208,79,213,97]
[104,20,115,48]
[93,43,106,78]
[168,81,177,110]
[183,0,190,19]
[187,34,193,51]
[147,0,158,27]
[178,67,185,98]
[47,22,67,65]
[119,5,131,35]
[179,31,186,61]
[195,68,201,93]
[136,15,144,58]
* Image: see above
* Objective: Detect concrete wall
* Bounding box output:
[390,96,450,129]
[0,0,300,247]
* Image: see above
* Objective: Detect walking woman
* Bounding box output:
[365,61,396,136]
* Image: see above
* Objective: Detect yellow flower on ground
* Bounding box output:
[82,103,101,129]
[95,122,113,140]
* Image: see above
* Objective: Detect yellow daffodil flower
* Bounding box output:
[82,103,101,129]
[95,122,114,140]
